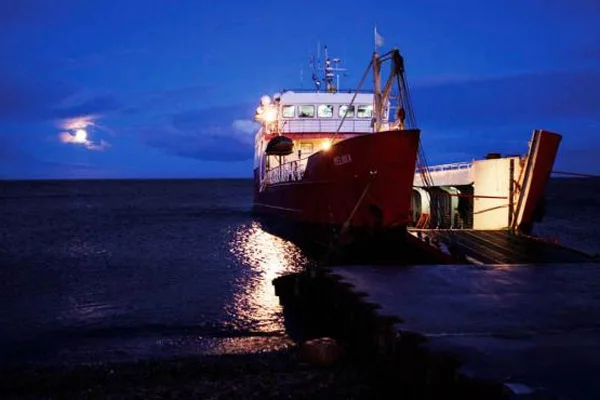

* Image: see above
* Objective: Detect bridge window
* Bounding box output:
[338,105,355,118]
[317,104,333,118]
[298,105,315,118]
[357,105,373,118]
[281,105,295,118]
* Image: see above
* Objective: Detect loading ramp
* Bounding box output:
[408,228,595,264]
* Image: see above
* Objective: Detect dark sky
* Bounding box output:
[1,0,599,179]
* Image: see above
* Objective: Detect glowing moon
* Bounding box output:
[74,129,88,143]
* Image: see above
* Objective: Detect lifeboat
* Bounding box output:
[265,135,294,156]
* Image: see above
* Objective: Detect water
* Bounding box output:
[0,178,598,367]
[0,179,308,366]
[534,178,600,256]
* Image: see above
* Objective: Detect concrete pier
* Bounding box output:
[274,262,600,398]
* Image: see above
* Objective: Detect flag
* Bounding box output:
[374,26,384,48]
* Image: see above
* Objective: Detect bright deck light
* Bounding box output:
[262,108,277,122]
[260,95,271,106]
[321,140,332,151]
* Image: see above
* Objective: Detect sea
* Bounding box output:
[0,178,598,367]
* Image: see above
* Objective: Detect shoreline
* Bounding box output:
[0,344,507,399]
[0,349,378,399]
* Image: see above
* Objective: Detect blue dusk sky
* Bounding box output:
[1,0,599,179]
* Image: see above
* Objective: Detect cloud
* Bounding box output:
[143,85,215,109]
[53,94,122,119]
[120,84,215,115]
[0,77,75,122]
[0,74,122,126]
[139,104,256,161]
[85,139,111,151]
[57,48,148,72]
[58,131,78,143]
[58,130,110,151]
[60,115,96,131]
[58,116,111,151]
[232,119,259,136]
[413,68,600,130]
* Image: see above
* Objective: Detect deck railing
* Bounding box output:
[265,157,310,185]
[418,161,473,173]
[279,118,372,134]
[414,161,474,187]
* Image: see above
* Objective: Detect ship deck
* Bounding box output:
[407,228,595,264]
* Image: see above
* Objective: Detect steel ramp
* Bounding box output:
[408,229,595,264]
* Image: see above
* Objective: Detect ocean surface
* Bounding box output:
[0,178,598,367]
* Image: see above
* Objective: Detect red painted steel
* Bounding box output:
[254,129,420,238]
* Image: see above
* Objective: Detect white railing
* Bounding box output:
[419,161,473,173]
[279,118,372,134]
[266,159,308,185]
[414,161,474,187]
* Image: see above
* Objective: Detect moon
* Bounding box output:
[74,129,88,143]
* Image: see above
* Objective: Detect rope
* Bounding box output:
[331,59,374,144]
[320,170,378,265]
[400,70,417,128]
[339,170,378,236]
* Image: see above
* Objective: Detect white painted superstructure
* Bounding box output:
[413,157,525,229]
[472,157,523,230]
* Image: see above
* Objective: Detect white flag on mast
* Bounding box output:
[374,26,385,48]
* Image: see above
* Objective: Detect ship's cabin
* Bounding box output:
[253,90,392,186]
[257,91,386,134]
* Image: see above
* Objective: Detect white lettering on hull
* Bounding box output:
[334,154,352,166]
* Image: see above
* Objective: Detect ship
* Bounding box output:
[405,128,565,264]
[252,47,422,257]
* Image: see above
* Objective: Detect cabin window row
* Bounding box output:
[281,104,373,119]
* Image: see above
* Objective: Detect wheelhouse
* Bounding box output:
[253,46,410,189]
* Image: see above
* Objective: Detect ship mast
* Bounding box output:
[330,47,416,139]
[371,49,415,132]
[311,45,347,93]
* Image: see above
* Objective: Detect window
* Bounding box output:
[298,105,315,118]
[281,105,295,118]
[300,142,314,154]
[357,105,373,118]
[317,104,333,118]
[338,105,355,118]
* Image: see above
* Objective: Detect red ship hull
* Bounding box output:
[253,130,421,248]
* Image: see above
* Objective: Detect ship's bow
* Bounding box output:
[305,129,420,231]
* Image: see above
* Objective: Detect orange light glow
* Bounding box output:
[321,139,332,151]
[228,222,307,334]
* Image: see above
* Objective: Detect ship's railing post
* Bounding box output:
[264,154,311,185]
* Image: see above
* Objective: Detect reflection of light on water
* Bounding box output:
[228,221,308,333]
[59,295,118,325]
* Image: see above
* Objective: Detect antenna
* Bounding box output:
[308,43,347,92]
[321,45,346,92]
[309,49,321,91]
